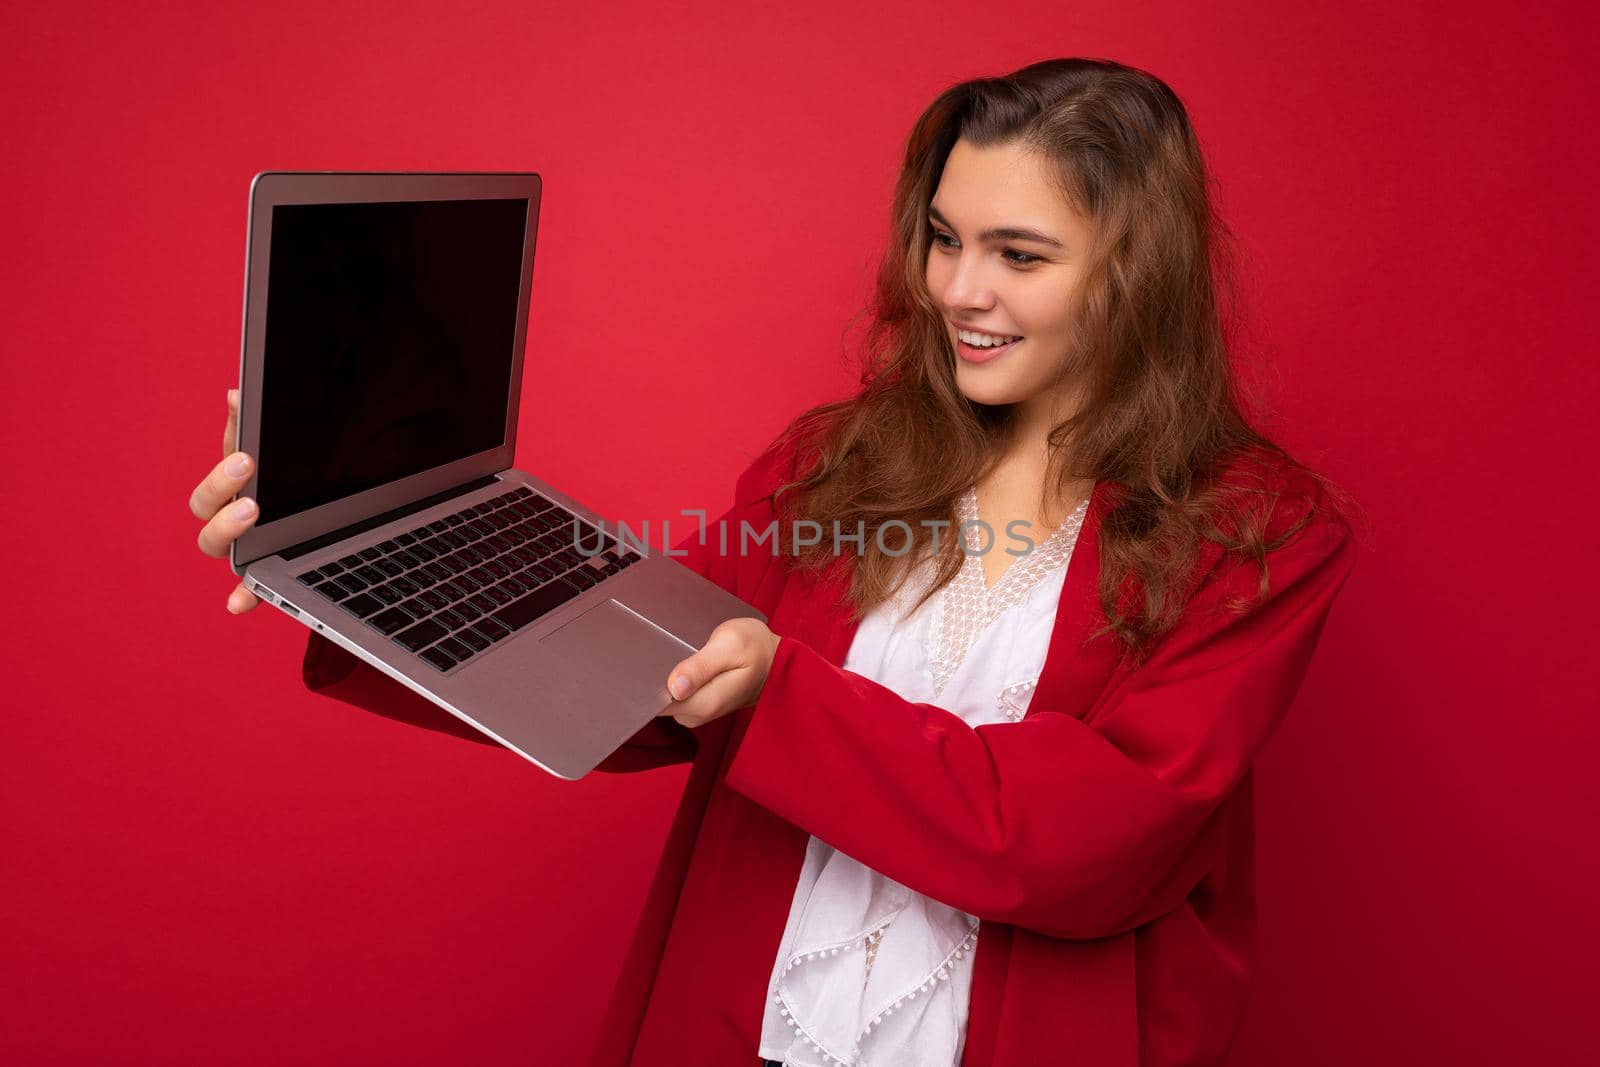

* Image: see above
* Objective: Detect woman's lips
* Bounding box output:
[957,336,1022,363]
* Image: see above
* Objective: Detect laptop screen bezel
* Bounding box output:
[229,171,539,574]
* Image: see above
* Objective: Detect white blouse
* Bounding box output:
[757,487,1091,1067]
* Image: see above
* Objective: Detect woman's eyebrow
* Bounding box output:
[928,204,1064,248]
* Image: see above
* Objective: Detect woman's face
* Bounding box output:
[924,138,1095,415]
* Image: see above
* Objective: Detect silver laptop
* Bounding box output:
[229,171,762,780]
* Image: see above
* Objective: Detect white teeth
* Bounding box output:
[957,329,1021,347]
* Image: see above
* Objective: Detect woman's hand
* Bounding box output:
[662,618,782,729]
[188,388,261,613]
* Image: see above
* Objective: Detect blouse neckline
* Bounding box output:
[918,487,1091,699]
[960,485,1090,598]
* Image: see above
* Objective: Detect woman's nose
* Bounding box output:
[939,258,996,309]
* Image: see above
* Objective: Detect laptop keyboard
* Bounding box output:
[292,486,640,673]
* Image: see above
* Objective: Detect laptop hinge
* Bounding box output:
[278,474,503,561]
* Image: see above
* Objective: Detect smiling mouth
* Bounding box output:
[956,335,1023,361]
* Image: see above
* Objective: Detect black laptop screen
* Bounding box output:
[255,197,528,522]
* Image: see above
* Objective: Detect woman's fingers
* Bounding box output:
[665,664,760,728]
[193,389,257,555]
[226,580,260,614]
[189,442,255,519]
[665,621,753,700]
[223,388,239,458]
[660,620,768,726]
[198,387,260,612]
[196,488,259,558]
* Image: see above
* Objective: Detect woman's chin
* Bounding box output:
[955,374,1025,407]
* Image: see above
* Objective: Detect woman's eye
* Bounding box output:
[929,232,1039,267]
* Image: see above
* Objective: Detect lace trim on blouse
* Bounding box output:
[926,487,1090,698]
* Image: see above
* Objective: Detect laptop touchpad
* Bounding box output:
[537,598,698,715]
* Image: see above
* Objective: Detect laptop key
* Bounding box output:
[370,607,414,635]
[474,616,511,641]
[440,578,475,600]
[455,627,491,652]
[420,645,457,672]
[417,588,452,611]
[337,553,364,570]
[313,579,352,602]
[397,596,433,619]
[391,575,422,598]
[354,564,386,584]
[436,608,468,631]
[333,573,369,595]
[372,558,404,578]
[357,547,385,562]
[570,530,605,557]
[394,618,448,652]
[480,585,513,606]
[340,592,384,618]
[492,580,581,632]
[436,636,474,661]
[561,566,599,590]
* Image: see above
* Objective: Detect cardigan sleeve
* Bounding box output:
[724,508,1357,940]
[298,491,747,773]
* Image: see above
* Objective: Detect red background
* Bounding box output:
[3,1,1595,1062]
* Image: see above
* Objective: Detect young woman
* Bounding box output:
[192,57,1359,1067]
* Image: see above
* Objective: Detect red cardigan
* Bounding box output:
[300,437,1357,1065]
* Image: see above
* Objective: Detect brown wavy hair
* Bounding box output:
[761,57,1359,668]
